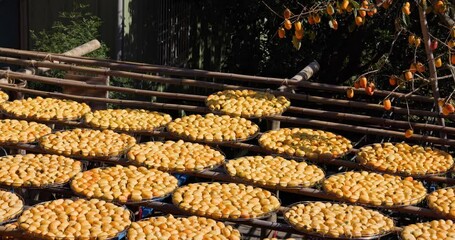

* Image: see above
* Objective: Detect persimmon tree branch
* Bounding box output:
[417,0,446,138]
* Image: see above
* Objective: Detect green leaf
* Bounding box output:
[308,31,316,41]
[402,12,410,26]
[292,36,301,50]
[328,20,335,29]
[349,0,360,9]
[348,21,356,32]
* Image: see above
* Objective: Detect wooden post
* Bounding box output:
[265,61,320,238]
[269,60,320,130]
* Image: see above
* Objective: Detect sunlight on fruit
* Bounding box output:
[383,99,392,111]
[405,129,413,138]
[347,88,354,99]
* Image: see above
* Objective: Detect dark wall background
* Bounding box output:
[0,0,450,88]
[0,0,20,68]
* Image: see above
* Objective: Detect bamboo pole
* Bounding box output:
[37,40,102,73]
[287,106,455,135]
[0,48,436,103]
[1,70,455,135]
[0,57,451,121]
[0,83,208,113]
[270,61,320,130]
[0,70,205,102]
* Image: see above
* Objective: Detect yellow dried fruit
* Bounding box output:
[401,220,455,240]
[0,154,82,188]
[0,190,23,223]
[258,128,352,160]
[0,119,51,144]
[128,215,241,240]
[323,171,427,206]
[127,140,225,173]
[285,202,395,238]
[71,165,178,203]
[84,108,172,132]
[225,155,324,188]
[0,90,9,103]
[427,187,455,218]
[167,113,259,143]
[206,89,290,118]
[356,142,453,176]
[18,198,131,239]
[39,128,136,158]
[172,182,280,220]
[0,97,90,121]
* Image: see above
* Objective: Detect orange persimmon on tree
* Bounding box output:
[268,0,454,137]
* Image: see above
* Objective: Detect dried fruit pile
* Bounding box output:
[427,187,455,218]
[18,198,131,239]
[71,165,178,203]
[128,215,241,240]
[323,171,427,206]
[127,140,225,173]
[285,202,395,238]
[39,128,136,158]
[225,155,324,188]
[259,128,352,160]
[357,142,453,176]
[401,220,455,239]
[206,89,290,118]
[0,119,51,144]
[172,182,280,220]
[0,190,23,223]
[1,97,90,121]
[0,154,81,187]
[167,113,259,143]
[84,109,172,132]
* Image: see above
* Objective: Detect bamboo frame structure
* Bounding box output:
[0,57,450,122]
[0,83,454,146]
[3,135,455,185]
[0,142,444,221]
[1,69,454,135]
[0,141,445,220]
[0,45,454,237]
[0,47,436,103]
